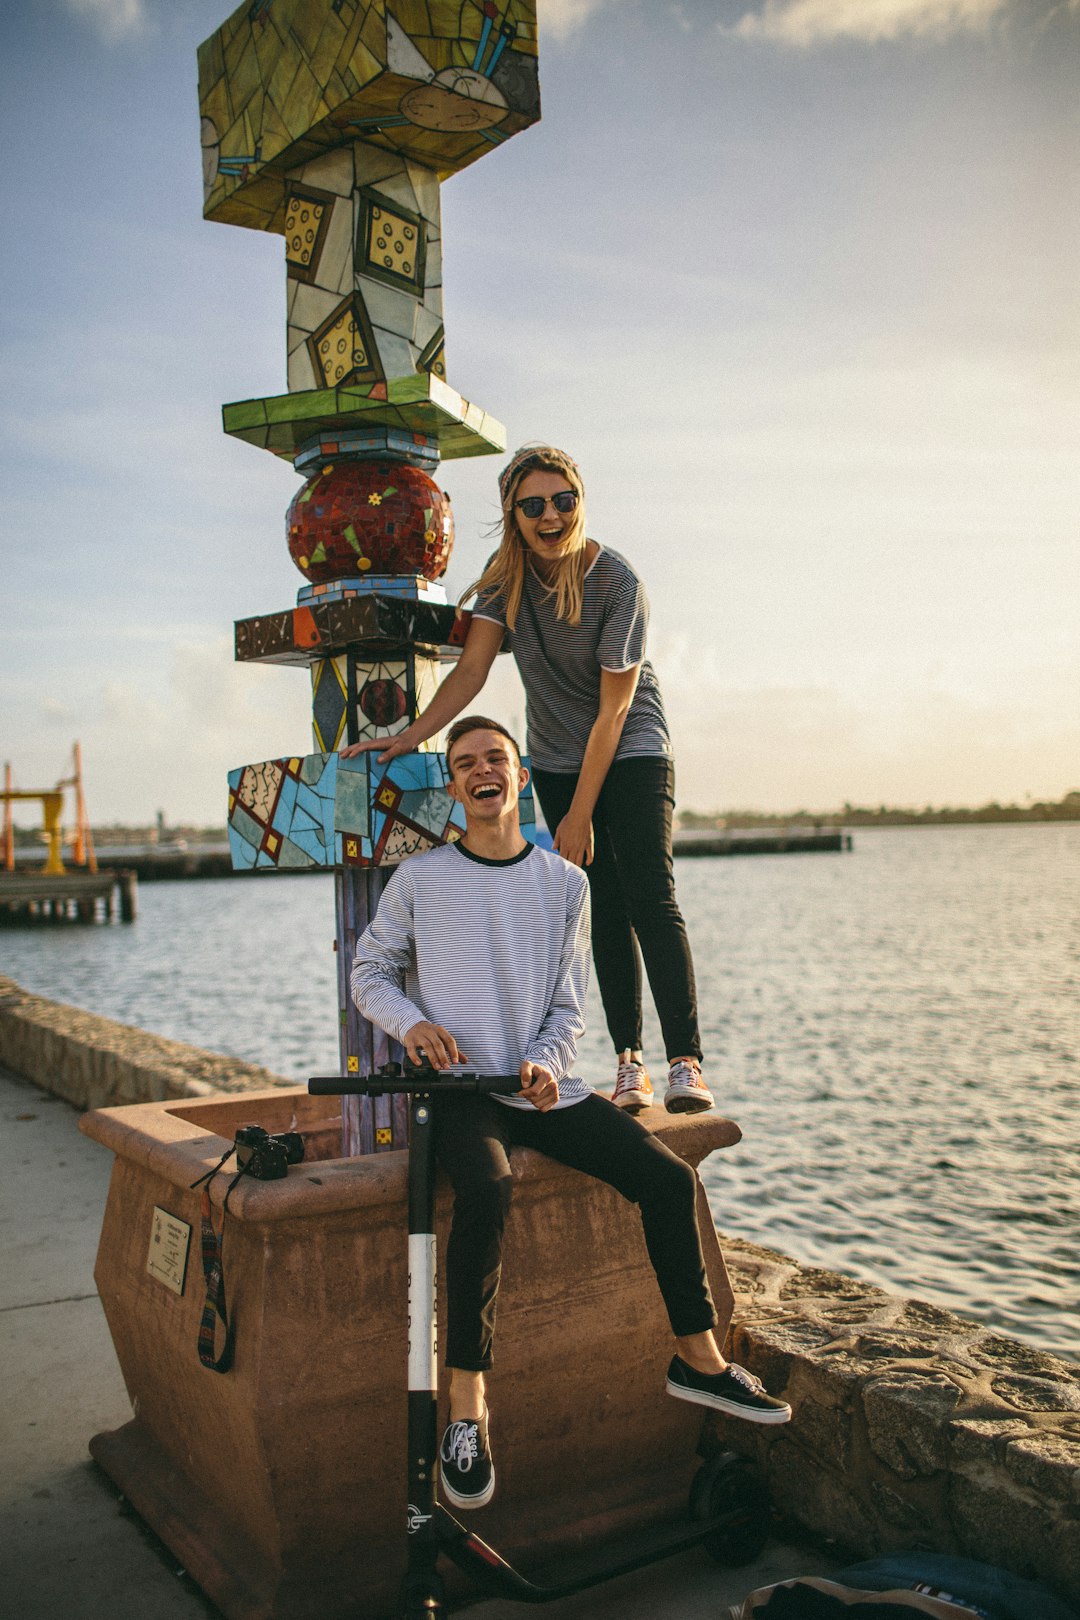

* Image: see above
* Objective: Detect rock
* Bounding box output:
[863,1371,963,1479]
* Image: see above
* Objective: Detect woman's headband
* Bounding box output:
[498,446,581,505]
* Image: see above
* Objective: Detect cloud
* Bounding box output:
[61,0,147,43]
[537,0,613,42]
[726,0,1009,47]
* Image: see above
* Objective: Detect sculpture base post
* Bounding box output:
[334,865,407,1154]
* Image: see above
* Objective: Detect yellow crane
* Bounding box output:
[1,743,97,876]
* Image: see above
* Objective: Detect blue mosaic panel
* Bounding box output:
[298,575,448,606]
[294,427,440,477]
[227,750,536,872]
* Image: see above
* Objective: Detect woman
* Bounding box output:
[342,445,713,1115]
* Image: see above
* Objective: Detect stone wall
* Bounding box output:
[2,973,1076,1606]
[0,975,294,1107]
[714,1239,1080,1609]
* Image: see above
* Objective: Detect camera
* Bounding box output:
[234,1123,305,1181]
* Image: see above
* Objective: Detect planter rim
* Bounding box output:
[79,1087,741,1223]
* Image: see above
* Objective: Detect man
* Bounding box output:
[351,716,791,1510]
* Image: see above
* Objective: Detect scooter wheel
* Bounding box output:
[689,1452,770,1566]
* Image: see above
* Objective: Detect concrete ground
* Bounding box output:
[0,1064,838,1619]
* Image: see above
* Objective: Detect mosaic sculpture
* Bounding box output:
[205,0,540,1152]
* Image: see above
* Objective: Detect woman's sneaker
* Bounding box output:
[664,1058,714,1114]
[613,1058,653,1111]
[666,1355,792,1424]
[439,1409,495,1509]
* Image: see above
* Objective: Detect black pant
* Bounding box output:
[531,756,702,1062]
[435,1092,717,1371]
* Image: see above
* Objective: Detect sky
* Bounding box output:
[1,0,1077,824]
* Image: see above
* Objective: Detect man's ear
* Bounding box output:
[518,763,530,792]
[446,773,461,803]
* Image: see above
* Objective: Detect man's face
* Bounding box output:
[446,730,527,828]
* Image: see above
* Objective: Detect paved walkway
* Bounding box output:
[0,1064,837,1618]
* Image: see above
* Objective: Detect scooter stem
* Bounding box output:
[402,1091,444,1617]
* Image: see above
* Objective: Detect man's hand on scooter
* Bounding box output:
[519,1061,559,1112]
[405,1021,464,1070]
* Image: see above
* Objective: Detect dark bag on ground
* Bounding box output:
[728,1552,1078,1620]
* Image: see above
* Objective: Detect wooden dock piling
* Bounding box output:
[0,870,137,925]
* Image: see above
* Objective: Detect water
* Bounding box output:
[4,824,1078,1357]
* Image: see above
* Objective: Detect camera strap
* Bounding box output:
[189,1150,251,1375]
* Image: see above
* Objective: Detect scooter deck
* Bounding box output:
[436,1501,743,1603]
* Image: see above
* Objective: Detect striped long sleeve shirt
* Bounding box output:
[349,841,592,1110]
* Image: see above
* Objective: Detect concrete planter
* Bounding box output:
[81,1088,740,1619]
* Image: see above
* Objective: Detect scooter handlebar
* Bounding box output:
[309,1063,522,1098]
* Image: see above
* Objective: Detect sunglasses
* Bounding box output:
[513,490,579,519]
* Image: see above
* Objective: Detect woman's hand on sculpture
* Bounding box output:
[339,733,413,764]
[553,812,594,869]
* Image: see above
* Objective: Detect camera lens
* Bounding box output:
[278,1131,305,1165]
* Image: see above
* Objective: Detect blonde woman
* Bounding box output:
[342,445,713,1114]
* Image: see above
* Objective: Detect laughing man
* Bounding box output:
[350,716,791,1510]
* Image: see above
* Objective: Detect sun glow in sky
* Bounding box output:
[1,0,1077,821]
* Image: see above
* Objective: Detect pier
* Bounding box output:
[6,828,854,886]
[2,745,136,922]
[672,827,851,856]
[0,868,137,924]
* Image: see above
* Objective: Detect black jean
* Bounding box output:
[531,756,702,1063]
[435,1093,717,1371]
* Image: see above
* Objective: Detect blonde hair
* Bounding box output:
[460,445,588,629]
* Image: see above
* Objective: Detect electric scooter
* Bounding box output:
[309,1061,771,1618]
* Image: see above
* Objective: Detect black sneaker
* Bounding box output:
[666,1355,792,1424]
[439,1409,495,1509]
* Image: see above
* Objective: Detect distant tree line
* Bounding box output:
[10,791,1080,845]
[10,821,225,848]
[678,790,1080,831]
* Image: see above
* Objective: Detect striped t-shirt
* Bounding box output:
[473,545,671,772]
[350,840,592,1110]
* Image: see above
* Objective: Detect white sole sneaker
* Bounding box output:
[614,1084,652,1111]
[666,1374,791,1423]
[664,1084,714,1114]
[440,1466,496,1509]
[666,1357,792,1424]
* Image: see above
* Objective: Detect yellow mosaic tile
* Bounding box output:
[307,17,349,87]
[366,200,422,284]
[394,0,434,36]
[309,297,381,389]
[284,189,331,278]
[285,200,318,266]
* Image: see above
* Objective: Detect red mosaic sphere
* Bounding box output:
[359,678,408,727]
[286,460,454,583]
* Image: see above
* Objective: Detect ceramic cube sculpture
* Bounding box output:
[227,748,536,872]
